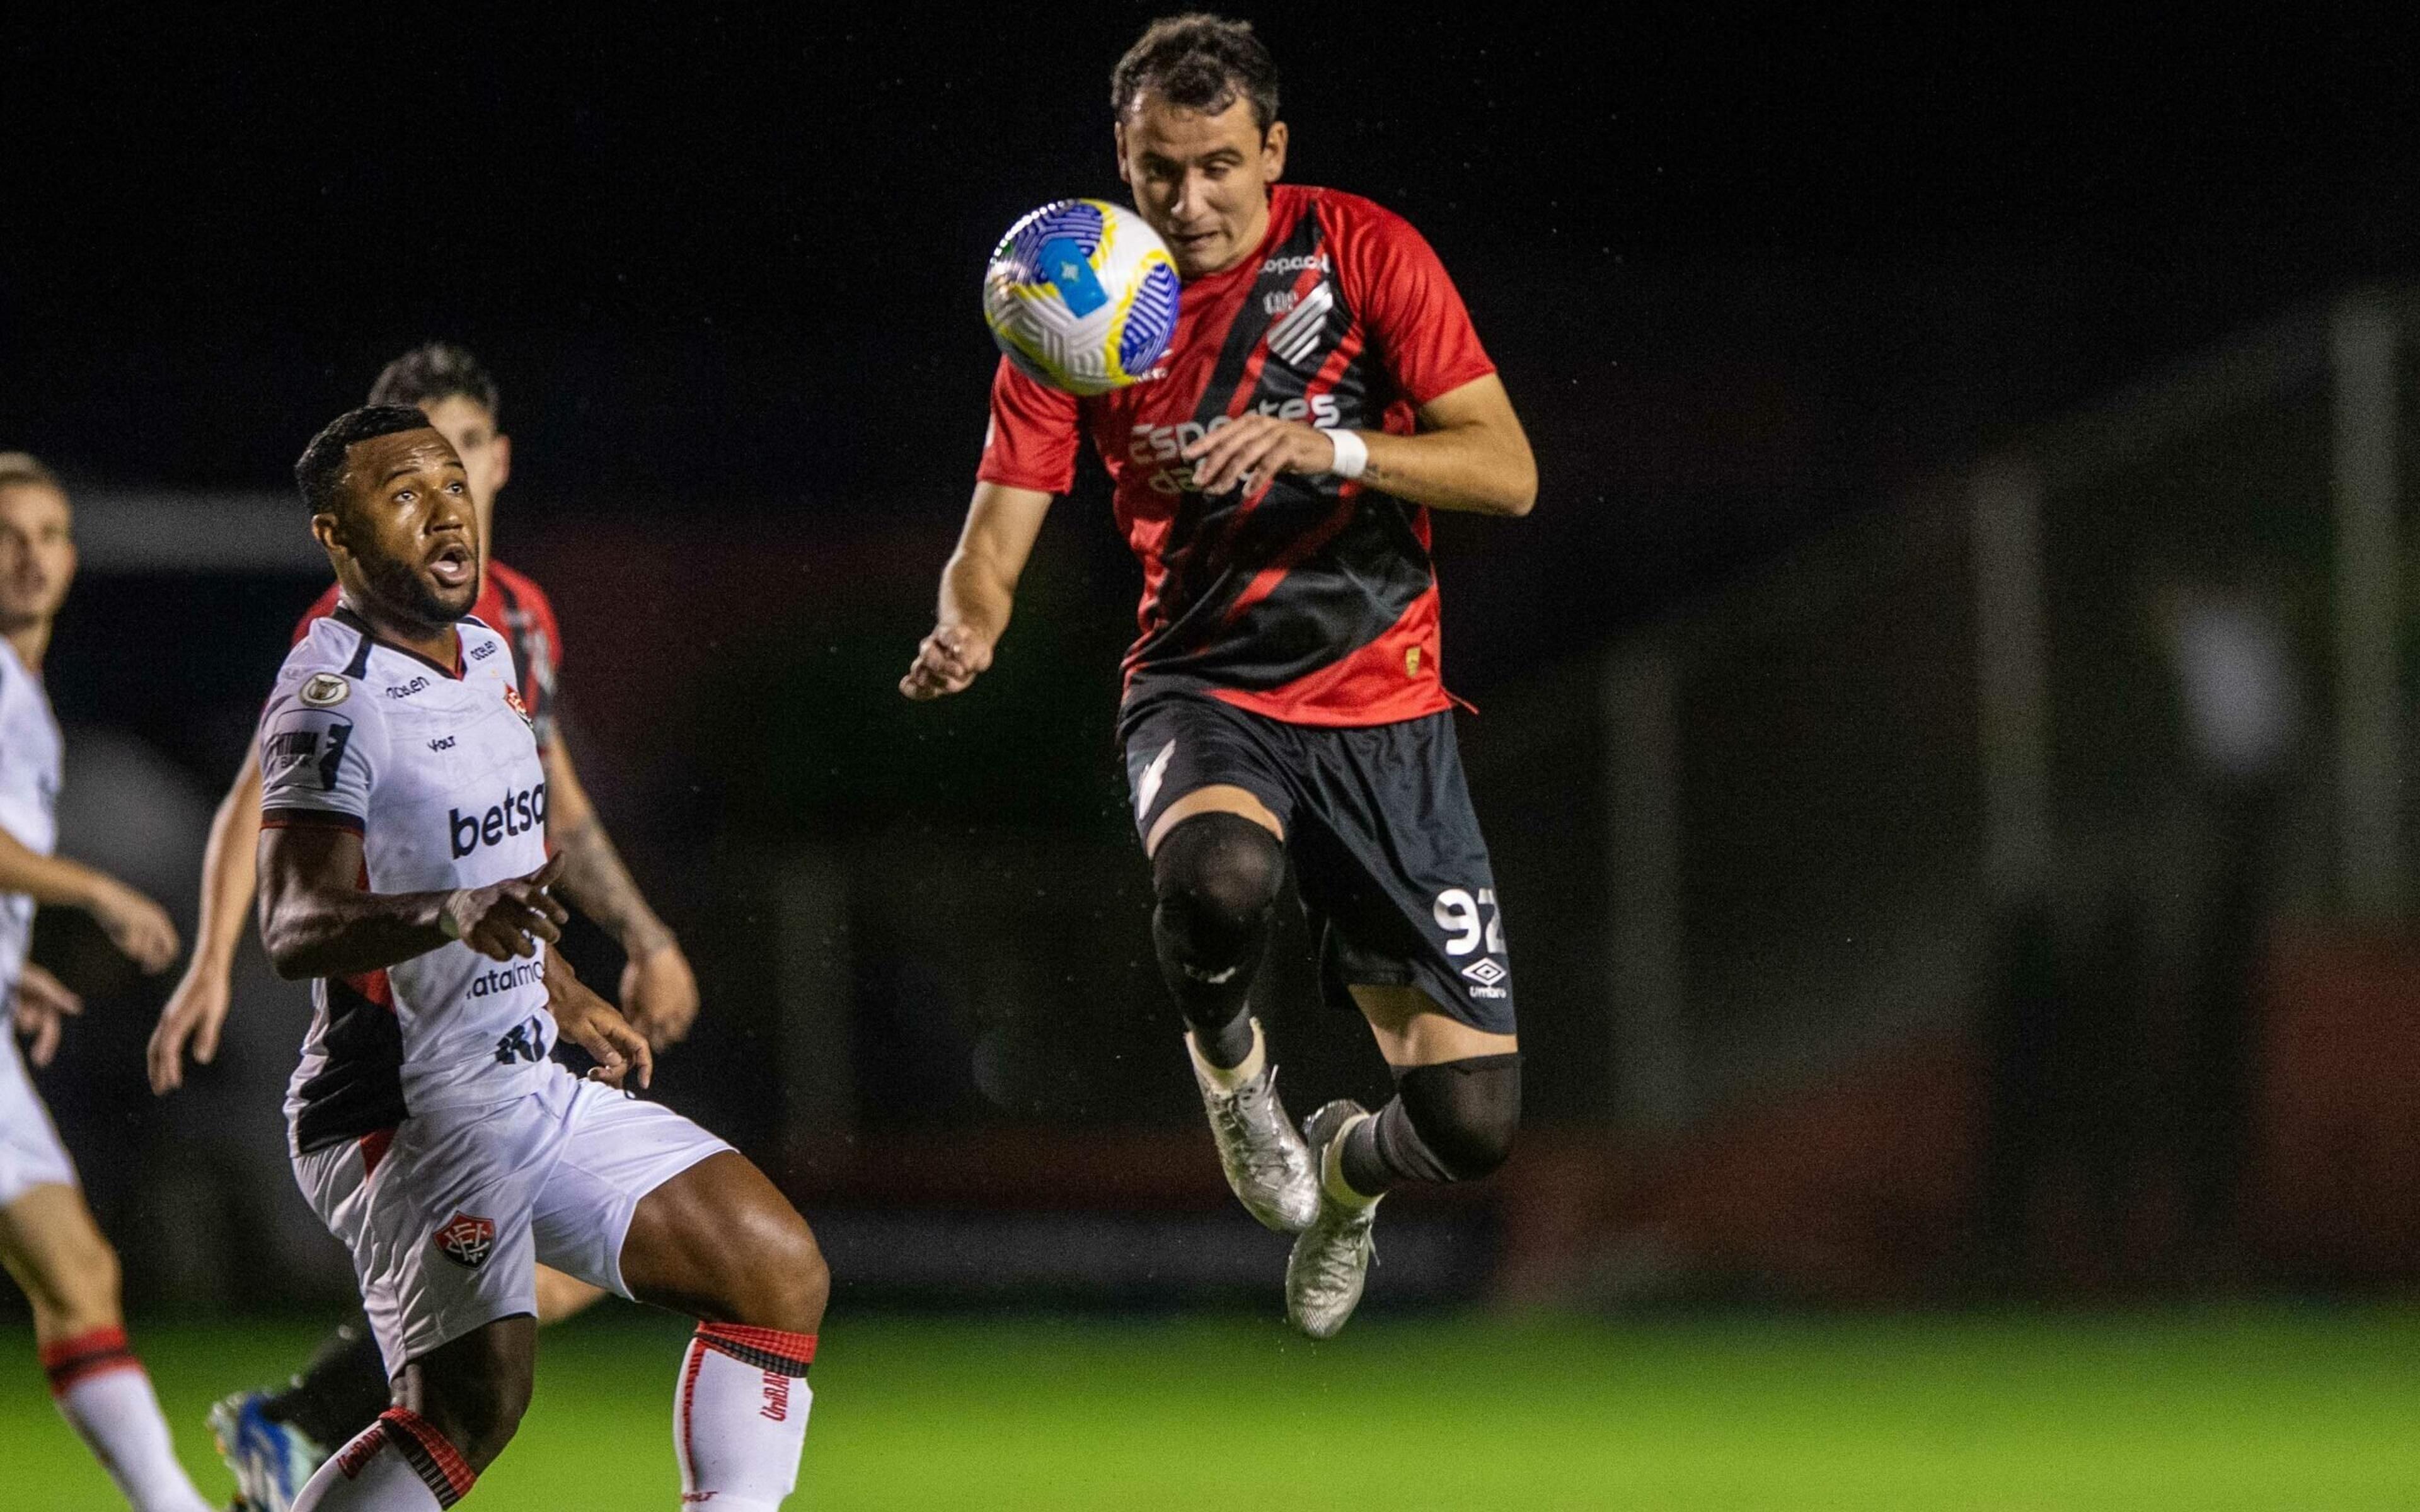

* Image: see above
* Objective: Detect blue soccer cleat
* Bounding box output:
[208,1391,326,1512]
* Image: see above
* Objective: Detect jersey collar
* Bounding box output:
[331,603,465,680]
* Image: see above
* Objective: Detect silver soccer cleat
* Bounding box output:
[1286,1099,1382,1339]
[1187,1020,1321,1234]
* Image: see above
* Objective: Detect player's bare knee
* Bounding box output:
[735,1218,829,1336]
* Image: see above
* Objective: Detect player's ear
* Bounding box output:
[1262,120,1288,183]
[309,510,349,561]
[491,432,512,493]
[1114,120,1132,186]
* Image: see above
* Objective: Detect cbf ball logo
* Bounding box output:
[433,1212,497,1269]
[983,198,1180,396]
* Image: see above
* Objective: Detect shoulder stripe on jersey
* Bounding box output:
[340,616,375,678]
[1189,210,1326,434]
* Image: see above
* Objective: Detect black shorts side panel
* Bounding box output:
[1291,712,1516,1036]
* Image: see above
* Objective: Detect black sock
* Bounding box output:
[1340,1054,1523,1196]
[261,1312,393,1450]
[1189,1006,1256,1070]
[1151,812,1284,1071]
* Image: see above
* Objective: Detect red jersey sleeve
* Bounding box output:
[291,581,342,645]
[496,566,567,675]
[1331,195,1497,408]
[974,356,1083,494]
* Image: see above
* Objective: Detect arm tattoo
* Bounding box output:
[551,813,674,958]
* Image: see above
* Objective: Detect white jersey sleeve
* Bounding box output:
[260,665,392,833]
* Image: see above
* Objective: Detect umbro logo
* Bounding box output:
[1461,957,1510,999]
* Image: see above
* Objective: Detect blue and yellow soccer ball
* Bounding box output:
[982,199,1181,396]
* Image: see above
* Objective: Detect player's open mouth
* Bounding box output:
[427,545,473,588]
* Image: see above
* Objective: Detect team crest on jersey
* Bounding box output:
[502,684,533,729]
[300,673,351,708]
[433,1212,497,1269]
[1405,647,1422,677]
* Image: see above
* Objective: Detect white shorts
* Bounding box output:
[0,1033,78,1208]
[293,1065,732,1374]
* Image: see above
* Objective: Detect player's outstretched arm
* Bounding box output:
[542,735,699,1051]
[257,824,566,980]
[901,482,1054,701]
[149,742,267,1091]
[1182,373,1538,518]
[0,825,179,972]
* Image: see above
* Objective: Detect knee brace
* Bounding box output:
[1369,1053,1523,1185]
[1151,812,1285,1027]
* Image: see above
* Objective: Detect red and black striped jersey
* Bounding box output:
[296,559,564,750]
[979,185,1496,727]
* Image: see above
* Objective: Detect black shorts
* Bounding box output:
[1121,693,1516,1035]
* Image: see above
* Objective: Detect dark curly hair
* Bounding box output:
[1112,14,1279,133]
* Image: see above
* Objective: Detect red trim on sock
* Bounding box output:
[694,1322,817,1375]
[677,1335,709,1481]
[39,1327,141,1396]
[38,1326,127,1372]
[379,1407,477,1504]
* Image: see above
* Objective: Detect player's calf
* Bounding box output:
[1339,1053,1523,1194]
[623,1151,827,1512]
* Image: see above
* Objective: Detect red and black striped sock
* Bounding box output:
[39,1324,141,1396]
[299,1407,475,1510]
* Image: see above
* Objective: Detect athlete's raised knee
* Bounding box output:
[1152,810,1284,931]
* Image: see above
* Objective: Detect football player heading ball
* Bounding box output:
[904,14,1536,1337]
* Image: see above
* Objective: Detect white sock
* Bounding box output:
[676,1324,817,1512]
[292,1409,473,1510]
[42,1327,216,1512]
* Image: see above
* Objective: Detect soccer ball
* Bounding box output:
[982,199,1181,396]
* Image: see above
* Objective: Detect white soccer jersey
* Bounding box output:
[0,638,62,1004]
[261,608,556,1153]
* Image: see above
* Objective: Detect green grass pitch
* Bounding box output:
[6,1305,2418,1509]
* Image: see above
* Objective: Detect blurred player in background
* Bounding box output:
[903,15,1536,1337]
[146,345,704,1509]
[260,406,825,1511]
[0,454,219,1511]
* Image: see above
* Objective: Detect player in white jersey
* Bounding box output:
[263,408,828,1512]
[0,454,220,1511]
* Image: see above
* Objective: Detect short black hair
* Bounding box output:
[295,406,440,518]
[368,341,500,422]
[1112,14,1279,133]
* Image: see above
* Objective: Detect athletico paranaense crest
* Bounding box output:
[433,1212,497,1269]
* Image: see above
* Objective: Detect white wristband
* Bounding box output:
[1322,427,1368,481]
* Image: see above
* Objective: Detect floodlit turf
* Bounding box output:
[6,1305,2419,1509]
